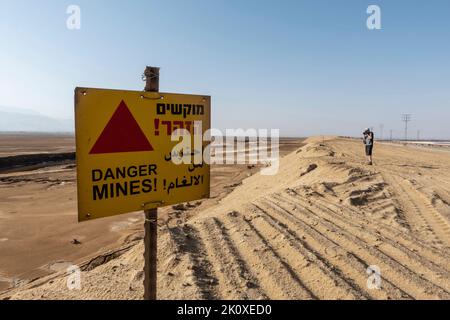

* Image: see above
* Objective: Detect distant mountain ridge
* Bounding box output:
[0,106,74,132]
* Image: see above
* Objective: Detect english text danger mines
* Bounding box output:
[91,164,158,200]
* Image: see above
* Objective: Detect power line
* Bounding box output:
[401,114,412,141]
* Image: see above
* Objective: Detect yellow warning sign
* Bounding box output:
[75,87,211,222]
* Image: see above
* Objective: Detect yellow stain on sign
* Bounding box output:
[75,87,211,222]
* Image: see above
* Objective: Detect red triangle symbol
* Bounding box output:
[89,100,154,154]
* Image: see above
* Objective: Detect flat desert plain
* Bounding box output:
[1,134,450,300]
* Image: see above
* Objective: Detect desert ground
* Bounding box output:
[0,134,301,296]
[1,134,450,300]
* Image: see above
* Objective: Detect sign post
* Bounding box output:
[74,67,210,300]
[143,66,159,300]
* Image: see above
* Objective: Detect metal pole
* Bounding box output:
[143,66,160,300]
[405,121,408,141]
[144,208,157,300]
[402,114,411,141]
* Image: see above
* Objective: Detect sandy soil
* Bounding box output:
[0,133,74,157]
[2,137,450,300]
[0,136,301,295]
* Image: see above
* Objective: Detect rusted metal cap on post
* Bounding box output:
[144,66,160,92]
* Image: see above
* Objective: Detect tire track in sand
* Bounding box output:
[256,198,412,299]
[251,202,373,299]
[383,173,450,248]
[168,224,220,299]
[196,217,268,299]
[222,212,318,300]
[247,205,365,299]
[310,195,450,272]
[270,194,450,299]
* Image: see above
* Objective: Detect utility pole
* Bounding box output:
[379,124,384,140]
[401,114,412,141]
[417,130,420,141]
[390,129,393,141]
[143,66,160,300]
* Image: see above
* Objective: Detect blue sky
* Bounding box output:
[1,0,449,138]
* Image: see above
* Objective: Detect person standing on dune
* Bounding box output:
[363,128,374,165]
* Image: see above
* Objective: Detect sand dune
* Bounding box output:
[2,137,450,300]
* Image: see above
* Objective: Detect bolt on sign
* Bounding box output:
[75,87,211,222]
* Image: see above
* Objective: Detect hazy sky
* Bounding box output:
[1,0,449,138]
